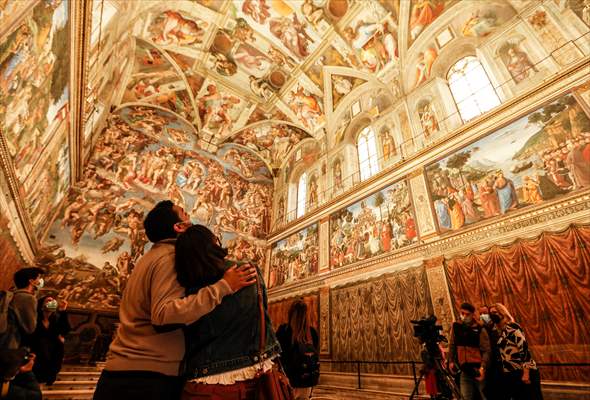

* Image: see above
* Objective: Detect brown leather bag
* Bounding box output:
[254,276,294,400]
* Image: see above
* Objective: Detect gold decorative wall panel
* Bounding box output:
[330,266,432,375]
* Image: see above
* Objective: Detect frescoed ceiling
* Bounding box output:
[95,0,528,172]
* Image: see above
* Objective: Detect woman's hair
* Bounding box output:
[288,299,311,345]
[175,224,225,290]
[490,302,515,323]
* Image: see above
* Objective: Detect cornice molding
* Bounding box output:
[268,190,590,300]
[0,116,37,258]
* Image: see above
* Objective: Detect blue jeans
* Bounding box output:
[460,372,486,400]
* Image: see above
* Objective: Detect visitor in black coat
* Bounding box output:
[30,296,70,385]
[276,299,320,400]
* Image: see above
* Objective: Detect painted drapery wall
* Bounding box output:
[444,224,590,383]
[330,266,432,375]
[38,104,273,311]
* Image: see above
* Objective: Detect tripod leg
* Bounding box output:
[409,371,426,399]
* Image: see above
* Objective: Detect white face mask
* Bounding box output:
[480,314,491,324]
[45,299,58,311]
[34,278,44,289]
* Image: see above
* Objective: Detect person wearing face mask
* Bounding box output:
[448,302,491,400]
[7,267,45,349]
[489,303,543,400]
[29,296,71,385]
[478,305,502,400]
[0,267,45,399]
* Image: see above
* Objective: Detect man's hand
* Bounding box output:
[20,353,35,373]
[223,264,257,292]
[476,367,485,382]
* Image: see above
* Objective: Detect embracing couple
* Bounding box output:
[93,200,281,400]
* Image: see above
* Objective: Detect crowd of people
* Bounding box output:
[1,200,320,400]
[446,301,543,400]
[2,198,549,400]
[0,268,70,399]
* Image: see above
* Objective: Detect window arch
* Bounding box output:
[357,126,380,181]
[296,172,307,218]
[447,56,501,122]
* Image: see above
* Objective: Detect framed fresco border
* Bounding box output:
[268,221,320,290]
[327,174,420,270]
[71,0,93,183]
[423,83,590,237]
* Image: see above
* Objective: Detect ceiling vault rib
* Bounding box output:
[70,0,92,183]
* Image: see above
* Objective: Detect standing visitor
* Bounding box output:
[30,296,70,385]
[489,303,543,400]
[276,299,320,400]
[448,302,490,400]
[0,268,45,399]
[174,224,282,400]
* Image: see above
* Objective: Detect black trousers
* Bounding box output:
[93,370,183,400]
[500,369,543,400]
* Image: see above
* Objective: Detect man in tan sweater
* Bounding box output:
[93,201,256,400]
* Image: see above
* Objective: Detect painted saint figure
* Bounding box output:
[380,129,397,161]
[269,14,312,59]
[505,46,537,83]
[410,0,445,40]
[418,101,439,139]
[493,172,519,214]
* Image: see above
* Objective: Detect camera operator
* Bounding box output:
[448,302,490,400]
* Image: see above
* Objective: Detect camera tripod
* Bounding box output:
[409,356,463,400]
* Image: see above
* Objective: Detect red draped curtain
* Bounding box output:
[268,294,319,333]
[445,224,590,382]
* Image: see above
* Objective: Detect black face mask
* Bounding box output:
[490,313,502,324]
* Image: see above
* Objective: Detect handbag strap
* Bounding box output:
[257,273,266,355]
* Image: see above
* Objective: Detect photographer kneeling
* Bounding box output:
[448,302,490,400]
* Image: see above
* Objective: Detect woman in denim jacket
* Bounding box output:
[175,224,281,399]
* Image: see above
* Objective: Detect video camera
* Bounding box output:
[411,315,446,345]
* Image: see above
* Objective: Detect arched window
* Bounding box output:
[447,56,501,122]
[296,172,307,218]
[357,126,380,181]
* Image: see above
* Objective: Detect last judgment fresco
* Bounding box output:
[426,92,590,232]
[330,179,418,268]
[41,105,273,310]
